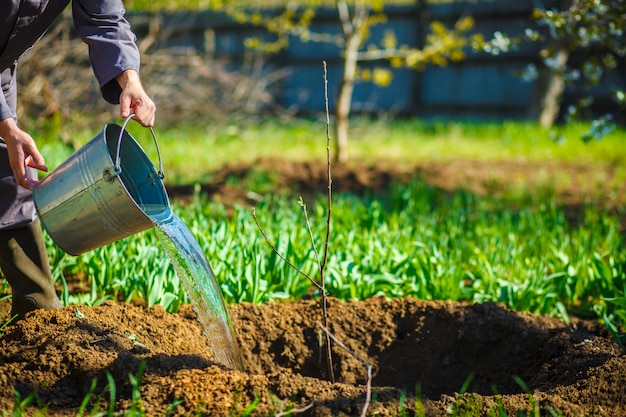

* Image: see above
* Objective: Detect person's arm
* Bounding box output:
[0,117,47,190]
[72,0,156,126]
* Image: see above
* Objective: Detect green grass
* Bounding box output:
[37,118,626,185]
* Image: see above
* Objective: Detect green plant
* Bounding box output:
[76,378,100,417]
[126,360,147,416]
[0,294,12,337]
[3,390,46,417]
[44,176,626,329]
[446,375,482,417]
[600,285,626,345]
[104,372,117,416]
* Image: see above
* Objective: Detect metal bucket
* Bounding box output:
[32,116,170,256]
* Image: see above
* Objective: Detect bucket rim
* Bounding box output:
[102,122,171,218]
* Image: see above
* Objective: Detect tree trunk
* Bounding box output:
[538,46,570,128]
[334,32,360,163]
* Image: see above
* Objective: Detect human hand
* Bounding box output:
[116,70,156,128]
[0,118,48,190]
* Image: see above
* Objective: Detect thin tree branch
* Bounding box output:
[318,323,375,417]
[321,61,335,384]
[337,0,354,36]
[250,208,322,290]
[275,402,314,417]
[299,197,323,274]
[320,61,333,277]
[352,2,370,35]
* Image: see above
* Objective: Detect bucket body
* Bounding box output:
[33,123,170,256]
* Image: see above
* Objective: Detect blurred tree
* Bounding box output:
[530,0,626,134]
[223,1,483,162]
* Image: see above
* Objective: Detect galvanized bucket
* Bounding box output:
[32,116,170,256]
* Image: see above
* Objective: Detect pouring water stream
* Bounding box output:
[150,209,244,371]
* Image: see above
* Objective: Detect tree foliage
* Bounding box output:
[535,0,625,72]
[529,0,625,135]
[228,3,480,82]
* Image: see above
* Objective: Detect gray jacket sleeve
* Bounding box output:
[0,91,14,122]
[0,69,16,121]
[72,0,141,105]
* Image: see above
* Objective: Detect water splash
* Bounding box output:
[151,210,244,371]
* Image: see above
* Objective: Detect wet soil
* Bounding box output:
[1,158,625,416]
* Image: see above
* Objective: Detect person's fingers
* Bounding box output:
[135,110,156,128]
[25,154,48,172]
[118,75,156,127]
[2,121,47,190]
[119,93,132,119]
[15,154,47,190]
[130,98,156,127]
[9,158,27,189]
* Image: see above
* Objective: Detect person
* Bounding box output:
[0,0,157,321]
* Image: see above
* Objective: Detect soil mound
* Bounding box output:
[0,297,624,416]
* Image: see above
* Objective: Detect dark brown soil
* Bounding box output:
[1,158,625,416]
[0,299,624,416]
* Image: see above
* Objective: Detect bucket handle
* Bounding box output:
[114,114,165,179]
